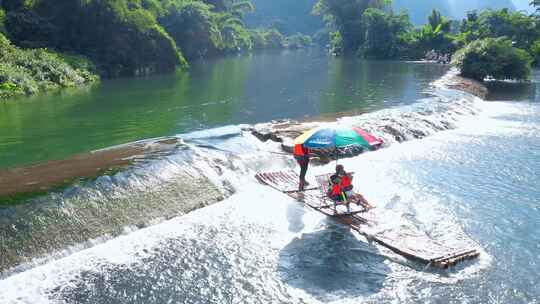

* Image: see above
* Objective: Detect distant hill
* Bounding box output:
[448,0,515,19]
[246,0,323,35]
[393,0,518,24]
[392,0,451,25]
[245,0,526,34]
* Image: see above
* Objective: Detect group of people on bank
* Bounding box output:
[425,50,451,64]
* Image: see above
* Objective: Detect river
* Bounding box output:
[0,50,448,169]
[0,52,539,303]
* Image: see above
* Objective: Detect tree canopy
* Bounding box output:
[313,0,390,54]
[0,32,98,98]
[360,8,412,59]
[452,37,532,81]
[0,0,306,78]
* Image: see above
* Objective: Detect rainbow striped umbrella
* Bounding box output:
[294,126,383,150]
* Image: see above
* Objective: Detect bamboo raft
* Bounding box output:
[255,170,480,269]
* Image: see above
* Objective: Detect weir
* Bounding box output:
[255,171,481,269]
[0,70,486,276]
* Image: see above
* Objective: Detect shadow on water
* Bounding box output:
[486,80,537,101]
[278,218,391,301]
[50,226,238,304]
[286,202,306,233]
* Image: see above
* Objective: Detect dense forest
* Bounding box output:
[314,0,538,80]
[0,0,538,99]
[0,0,308,77]
[0,0,312,98]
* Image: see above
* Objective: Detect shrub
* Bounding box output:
[452,38,532,81]
[249,29,268,49]
[530,39,540,67]
[0,33,98,99]
[159,1,221,59]
[285,34,312,49]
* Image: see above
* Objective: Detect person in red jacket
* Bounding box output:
[328,175,344,202]
[327,174,352,212]
[293,144,310,191]
[335,164,374,210]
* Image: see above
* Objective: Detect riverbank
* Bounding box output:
[0,34,98,100]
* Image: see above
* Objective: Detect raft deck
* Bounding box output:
[255,170,480,269]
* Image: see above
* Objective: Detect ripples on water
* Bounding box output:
[1,77,540,303]
[0,54,449,169]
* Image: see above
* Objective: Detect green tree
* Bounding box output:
[0,8,5,34]
[360,8,412,59]
[452,37,532,81]
[313,0,390,54]
[478,9,537,50]
[404,9,456,56]
[203,0,228,11]
[160,1,222,59]
[216,12,253,52]
[457,9,538,50]
[529,39,540,66]
[428,9,451,32]
[285,33,313,49]
[0,32,97,99]
[4,0,184,76]
[228,1,255,19]
[263,28,285,48]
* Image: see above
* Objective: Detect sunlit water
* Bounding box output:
[0,62,539,303]
[0,51,448,168]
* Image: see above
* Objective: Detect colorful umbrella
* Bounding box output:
[294,126,383,151]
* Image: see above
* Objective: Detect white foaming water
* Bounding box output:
[4,77,539,303]
[2,102,513,303]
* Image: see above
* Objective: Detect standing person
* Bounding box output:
[293,143,310,191]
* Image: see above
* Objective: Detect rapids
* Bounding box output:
[1,66,539,303]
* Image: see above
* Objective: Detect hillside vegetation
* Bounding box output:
[0,32,98,99]
[316,0,537,80]
[0,0,311,99]
[0,0,536,100]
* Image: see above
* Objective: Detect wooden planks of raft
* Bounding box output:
[255,170,480,269]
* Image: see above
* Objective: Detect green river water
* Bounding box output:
[0,51,448,169]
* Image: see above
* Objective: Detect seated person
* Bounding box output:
[327,175,345,202]
[334,164,374,209]
[335,165,353,194]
